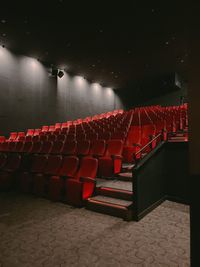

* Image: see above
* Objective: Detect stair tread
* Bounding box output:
[96,179,133,191]
[118,172,133,178]
[88,195,132,207]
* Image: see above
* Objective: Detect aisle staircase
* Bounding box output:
[86,163,134,220]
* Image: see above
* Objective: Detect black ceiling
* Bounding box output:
[0,1,188,89]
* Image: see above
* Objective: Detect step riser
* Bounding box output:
[96,188,133,201]
[86,201,133,221]
[117,174,133,182]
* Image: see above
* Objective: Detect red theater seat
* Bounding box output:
[66,157,98,206]
[19,154,48,193]
[77,140,90,157]
[33,155,62,196]
[26,129,34,136]
[14,141,24,153]
[62,141,77,155]
[89,140,106,158]
[50,141,64,154]
[39,141,53,154]
[48,156,79,201]
[57,135,66,142]
[30,141,42,154]
[98,140,123,177]
[0,153,7,169]
[8,141,17,152]
[8,132,18,142]
[22,142,33,153]
[0,154,21,190]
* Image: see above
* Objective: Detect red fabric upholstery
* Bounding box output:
[0,154,21,190]
[89,140,106,158]
[19,155,48,193]
[50,141,64,154]
[39,141,53,154]
[66,157,98,206]
[62,141,77,155]
[77,140,90,157]
[33,155,62,196]
[48,156,79,201]
[98,140,123,177]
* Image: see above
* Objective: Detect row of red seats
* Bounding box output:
[0,139,123,177]
[0,153,98,206]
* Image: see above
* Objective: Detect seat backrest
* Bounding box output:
[111,132,126,140]
[22,142,33,153]
[8,141,17,152]
[4,153,21,171]
[9,132,18,141]
[30,141,42,154]
[62,141,77,155]
[25,136,32,142]
[40,141,53,154]
[14,141,24,152]
[57,134,66,142]
[51,141,64,154]
[42,126,49,132]
[40,135,48,142]
[76,157,98,180]
[44,155,62,175]
[89,140,106,156]
[0,142,9,152]
[0,153,7,169]
[105,140,123,157]
[58,156,79,176]
[77,140,90,156]
[26,129,34,136]
[48,135,57,142]
[31,154,48,172]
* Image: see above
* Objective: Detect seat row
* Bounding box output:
[0,139,124,178]
[0,153,98,206]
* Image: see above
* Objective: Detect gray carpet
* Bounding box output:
[0,192,190,267]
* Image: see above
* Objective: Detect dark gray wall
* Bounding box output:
[0,47,124,136]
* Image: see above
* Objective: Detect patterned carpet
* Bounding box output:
[0,192,190,267]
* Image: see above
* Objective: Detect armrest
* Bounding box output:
[80,176,96,184]
[111,155,122,160]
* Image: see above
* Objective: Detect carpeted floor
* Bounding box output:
[0,192,190,267]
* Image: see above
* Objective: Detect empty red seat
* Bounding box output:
[48,156,79,201]
[14,141,24,153]
[33,129,41,136]
[62,141,77,155]
[26,129,34,136]
[0,153,21,190]
[22,142,33,153]
[0,136,6,143]
[49,125,55,132]
[77,140,90,157]
[48,135,57,142]
[33,155,62,196]
[98,140,123,177]
[19,154,48,193]
[0,142,9,152]
[66,157,98,206]
[32,135,40,142]
[111,131,126,140]
[16,132,25,141]
[50,141,64,154]
[39,135,48,142]
[89,140,106,158]
[39,141,53,154]
[98,132,111,140]
[8,141,17,152]
[30,141,42,154]
[8,132,18,142]
[42,126,49,132]
[0,153,7,169]
[25,136,32,142]
[57,134,66,142]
